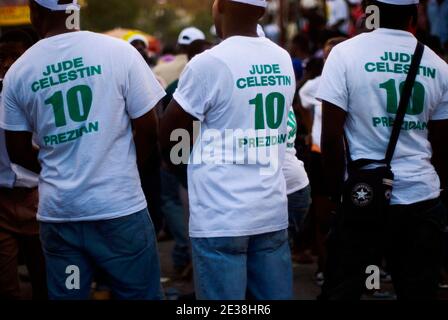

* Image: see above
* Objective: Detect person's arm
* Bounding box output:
[159,56,211,170]
[428,119,448,201]
[316,45,348,201]
[132,107,160,173]
[124,46,167,173]
[5,130,40,174]
[321,101,347,201]
[159,99,197,169]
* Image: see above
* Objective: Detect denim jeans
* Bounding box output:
[160,169,190,269]
[40,208,162,300]
[191,229,292,300]
[288,185,311,248]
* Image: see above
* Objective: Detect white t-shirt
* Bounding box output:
[317,28,448,205]
[326,0,350,35]
[299,76,322,150]
[173,36,296,238]
[0,128,17,188]
[283,109,309,195]
[0,31,166,221]
[0,95,39,189]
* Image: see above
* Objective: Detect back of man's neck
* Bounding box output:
[222,24,258,40]
[44,28,78,39]
[222,31,258,39]
[379,24,409,32]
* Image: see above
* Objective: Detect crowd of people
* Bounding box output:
[0,0,447,300]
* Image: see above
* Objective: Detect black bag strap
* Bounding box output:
[384,42,425,167]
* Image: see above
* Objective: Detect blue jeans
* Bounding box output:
[191,229,292,300]
[160,169,190,269]
[288,185,311,248]
[39,208,162,300]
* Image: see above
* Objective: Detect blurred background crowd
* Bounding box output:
[1,0,447,62]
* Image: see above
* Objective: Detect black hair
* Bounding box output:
[187,39,212,60]
[0,29,36,49]
[162,44,177,55]
[304,57,324,79]
[32,0,76,20]
[291,34,310,53]
[365,0,418,30]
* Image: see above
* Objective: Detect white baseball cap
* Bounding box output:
[178,27,206,46]
[123,32,148,48]
[229,0,268,8]
[34,0,80,11]
[301,0,319,9]
[375,0,419,4]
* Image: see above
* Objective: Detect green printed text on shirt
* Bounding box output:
[31,57,102,93]
[236,64,292,89]
[364,52,436,79]
[43,121,99,146]
[238,133,287,148]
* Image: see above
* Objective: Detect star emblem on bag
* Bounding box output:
[351,183,373,207]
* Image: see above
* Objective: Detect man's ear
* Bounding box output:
[256,8,266,20]
[410,5,418,29]
[217,0,226,14]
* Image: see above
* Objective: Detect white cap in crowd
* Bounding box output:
[376,0,419,4]
[34,0,80,11]
[178,27,206,46]
[229,0,268,8]
[124,31,149,48]
[300,0,319,9]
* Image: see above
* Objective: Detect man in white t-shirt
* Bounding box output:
[326,0,350,35]
[299,36,346,287]
[153,27,206,87]
[300,77,322,152]
[282,109,311,254]
[0,0,166,299]
[318,0,448,299]
[160,0,296,300]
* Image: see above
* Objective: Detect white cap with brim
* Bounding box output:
[34,0,80,11]
[178,27,206,45]
[125,34,148,48]
[229,0,268,8]
[375,0,419,5]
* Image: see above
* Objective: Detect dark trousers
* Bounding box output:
[321,198,447,300]
[0,230,47,299]
[0,188,47,300]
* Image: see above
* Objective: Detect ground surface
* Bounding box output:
[17,239,448,300]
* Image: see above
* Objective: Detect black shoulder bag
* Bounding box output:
[341,42,425,227]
